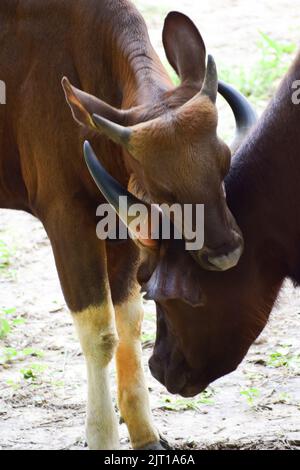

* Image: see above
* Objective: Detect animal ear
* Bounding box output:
[142,247,205,308]
[162,11,206,86]
[61,77,126,128]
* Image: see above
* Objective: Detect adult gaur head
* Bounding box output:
[63,12,256,271]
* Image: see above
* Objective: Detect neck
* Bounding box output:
[102,0,173,107]
[118,34,172,107]
[76,0,173,109]
[115,23,172,107]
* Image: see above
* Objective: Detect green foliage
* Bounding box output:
[141,332,156,343]
[20,363,48,382]
[21,348,44,358]
[220,32,296,103]
[160,388,215,412]
[0,308,24,339]
[0,346,44,365]
[5,360,62,391]
[267,346,300,369]
[240,387,261,406]
[1,347,18,363]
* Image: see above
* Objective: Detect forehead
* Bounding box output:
[130,98,218,153]
[174,96,218,134]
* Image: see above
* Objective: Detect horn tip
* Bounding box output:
[83,140,91,152]
[207,54,216,70]
[83,140,95,165]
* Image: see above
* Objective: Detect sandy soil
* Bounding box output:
[1,0,300,451]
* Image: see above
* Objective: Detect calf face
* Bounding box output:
[138,233,274,398]
[142,239,251,397]
[62,12,245,271]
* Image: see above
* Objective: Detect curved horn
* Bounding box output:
[200,55,218,103]
[83,141,160,246]
[84,141,143,222]
[218,80,258,153]
[92,113,132,147]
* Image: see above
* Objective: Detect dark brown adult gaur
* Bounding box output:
[141,53,300,398]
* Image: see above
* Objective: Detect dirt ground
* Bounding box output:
[1,0,300,451]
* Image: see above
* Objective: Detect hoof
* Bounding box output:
[159,434,172,450]
[138,436,172,451]
[138,441,166,451]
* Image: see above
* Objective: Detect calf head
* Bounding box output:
[62,12,255,271]
[144,232,280,397]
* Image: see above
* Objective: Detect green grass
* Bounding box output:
[220,32,296,103]
[0,307,25,339]
[0,345,44,365]
[240,387,261,406]
[0,347,19,363]
[20,363,48,382]
[267,346,300,370]
[0,306,45,367]
[160,388,215,412]
[6,363,63,391]
[141,331,156,344]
